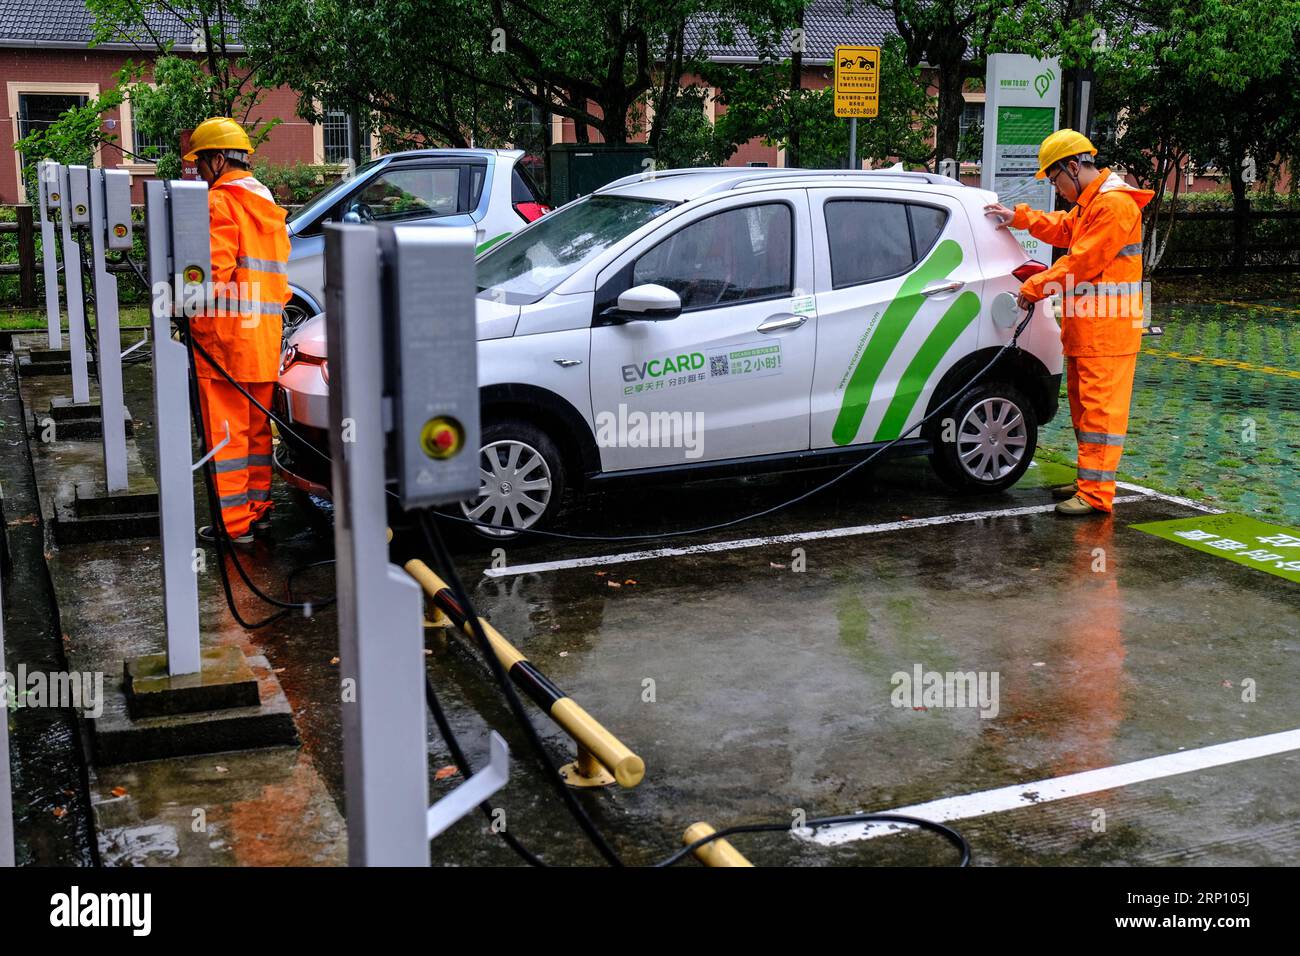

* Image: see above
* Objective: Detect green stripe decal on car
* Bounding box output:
[831,239,964,446]
[476,232,513,255]
[873,290,981,441]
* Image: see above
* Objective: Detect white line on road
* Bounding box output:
[484,495,1149,578]
[1116,480,1224,514]
[802,728,1300,846]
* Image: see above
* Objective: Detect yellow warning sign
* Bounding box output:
[834,45,880,118]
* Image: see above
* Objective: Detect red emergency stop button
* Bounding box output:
[183,265,204,284]
[113,224,128,238]
[420,417,464,460]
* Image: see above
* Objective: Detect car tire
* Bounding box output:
[457,419,567,539]
[928,381,1038,493]
[282,296,314,345]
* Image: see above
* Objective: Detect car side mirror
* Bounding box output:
[602,283,682,322]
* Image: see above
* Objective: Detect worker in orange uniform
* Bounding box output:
[185,117,290,545]
[984,130,1153,516]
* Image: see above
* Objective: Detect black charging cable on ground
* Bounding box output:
[657,813,971,867]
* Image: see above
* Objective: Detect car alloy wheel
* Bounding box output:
[956,396,1029,482]
[462,439,554,537]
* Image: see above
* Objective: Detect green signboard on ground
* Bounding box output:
[1131,513,1300,584]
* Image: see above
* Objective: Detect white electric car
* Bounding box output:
[282,148,548,337]
[275,167,1063,537]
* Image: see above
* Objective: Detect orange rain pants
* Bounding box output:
[199,380,275,537]
[1066,353,1137,512]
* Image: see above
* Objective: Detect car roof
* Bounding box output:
[594,166,967,203]
[383,148,523,163]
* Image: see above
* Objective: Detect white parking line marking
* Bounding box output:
[484,495,1149,577]
[802,728,1300,846]
[1116,480,1224,514]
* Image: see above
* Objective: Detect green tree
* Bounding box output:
[1089,0,1300,269]
[243,0,798,153]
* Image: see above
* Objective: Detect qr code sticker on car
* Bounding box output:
[709,354,730,377]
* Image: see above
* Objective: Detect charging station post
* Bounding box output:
[142,179,203,676]
[324,221,503,865]
[36,160,62,350]
[56,164,91,405]
[86,169,132,492]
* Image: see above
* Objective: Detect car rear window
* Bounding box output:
[824,200,950,288]
[511,168,536,203]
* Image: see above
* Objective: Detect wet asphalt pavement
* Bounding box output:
[6,327,1299,867]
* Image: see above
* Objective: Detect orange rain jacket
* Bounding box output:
[193,169,290,382]
[1011,169,1154,357]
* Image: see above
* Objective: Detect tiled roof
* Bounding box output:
[0,0,240,49]
[692,0,898,62]
[2,0,890,59]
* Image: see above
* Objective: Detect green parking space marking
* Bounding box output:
[1131,513,1300,583]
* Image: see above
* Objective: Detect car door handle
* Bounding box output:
[920,280,964,297]
[757,313,806,333]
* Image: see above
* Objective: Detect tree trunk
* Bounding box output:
[1227,160,1251,273]
[570,89,590,144]
[934,62,965,173]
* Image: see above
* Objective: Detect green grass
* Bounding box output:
[1,306,153,330]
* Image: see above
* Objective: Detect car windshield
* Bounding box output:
[287,158,385,229]
[476,195,676,305]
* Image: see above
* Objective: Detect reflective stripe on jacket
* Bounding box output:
[193,170,290,381]
[1011,169,1155,357]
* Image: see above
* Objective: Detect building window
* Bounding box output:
[132,123,173,164]
[17,92,89,168]
[323,108,371,165]
[958,102,984,163]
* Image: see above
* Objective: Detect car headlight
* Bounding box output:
[279,344,298,375]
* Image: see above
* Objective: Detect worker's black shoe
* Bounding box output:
[197,525,254,546]
[252,515,274,536]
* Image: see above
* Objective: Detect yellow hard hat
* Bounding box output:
[1035,129,1097,179]
[183,117,254,161]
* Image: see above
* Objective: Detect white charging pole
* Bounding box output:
[143,179,205,676]
[86,169,131,492]
[35,160,62,351]
[56,165,91,405]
